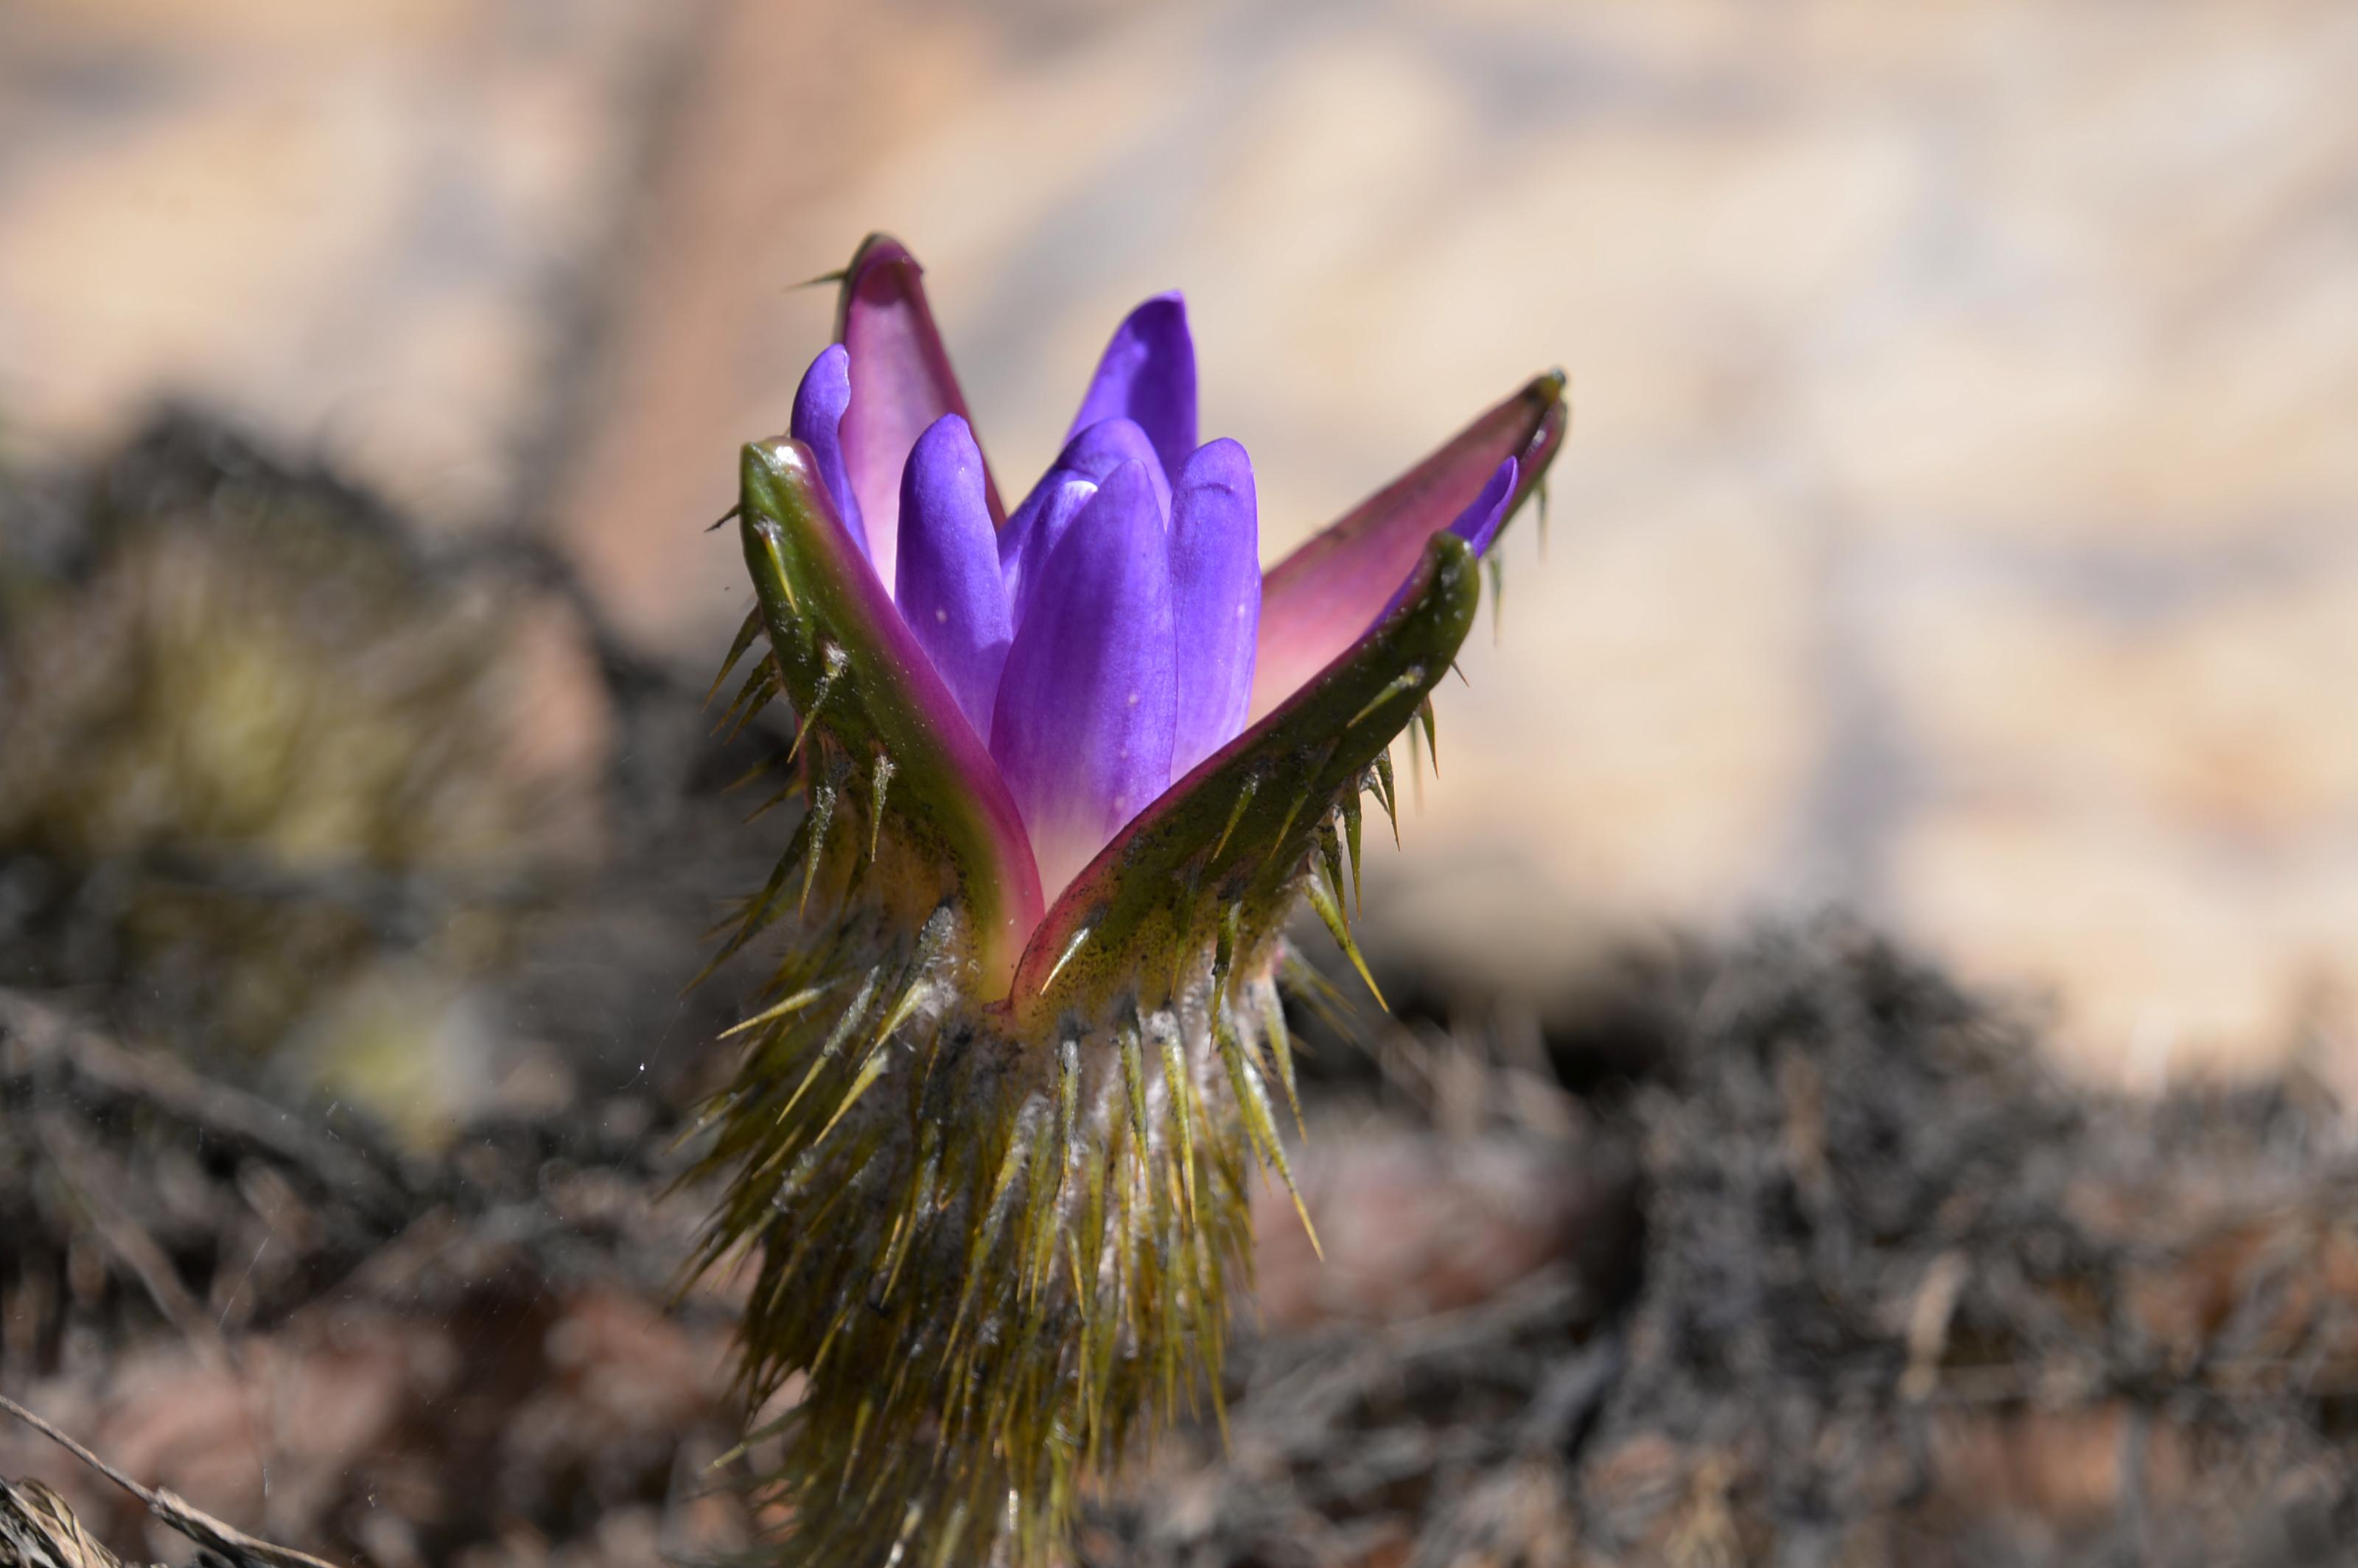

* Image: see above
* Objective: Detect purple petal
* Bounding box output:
[1250,371,1567,719]
[1449,458,1519,556]
[788,343,866,559]
[1054,416,1172,522]
[996,416,1171,629]
[1368,457,1519,628]
[998,474,1097,633]
[1066,293,1197,486]
[896,415,1012,743]
[836,236,1004,588]
[1167,439,1260,780]
[990,461,1176,899]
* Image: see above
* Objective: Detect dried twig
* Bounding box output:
[0,1476,134,1568]
[0,1393,342,1568]
[0,993,404,1223]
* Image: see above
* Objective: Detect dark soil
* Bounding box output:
[1085,921,2358,1567]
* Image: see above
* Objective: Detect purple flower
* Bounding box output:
[782,237,1567,919]
[705,234,1570,1568]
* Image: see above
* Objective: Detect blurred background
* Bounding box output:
[4,1,2358,1564]
[7,0,2354,1084]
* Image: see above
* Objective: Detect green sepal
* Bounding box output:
[737,438,1043,994]
[1010,530,1480,1023]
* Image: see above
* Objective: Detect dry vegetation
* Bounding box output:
[6,426,2358,1567]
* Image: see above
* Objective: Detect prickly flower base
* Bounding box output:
[695,892,1284,1567]
[687,444,1494,1566]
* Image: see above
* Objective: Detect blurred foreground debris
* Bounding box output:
[2,1389,339,1568]
[0,984,752,1567]
[12,923,2358,1565]
[1084,921,2358,1567]
[0,411,788,1137]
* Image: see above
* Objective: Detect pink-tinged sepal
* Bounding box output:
[1249,369,1567,718]
[834,234,1006,584]
[735,436,1041,993]
[1011,528,1480,1028]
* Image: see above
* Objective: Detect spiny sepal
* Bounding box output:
[1008,530,1481,1026]
[736,438,1042,993]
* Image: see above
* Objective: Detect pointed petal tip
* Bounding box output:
[831,233,1003,574]
[790,343,866,556]
[896,412,1009,743]
[1250,368,1570,719]
[1069,293,1199,486]
[1447,457,1519,558]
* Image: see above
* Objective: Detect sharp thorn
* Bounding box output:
[718,976,844,1039]
[1340,793,1364,914]
[1118,1013,1150,1169]
[1156,1014,1198,1224]
[702,606,764,706]
[1258,984,1306,1138]
[798,782,839,916]
[1316,819,1348,931]
[1306,874,1387,1012]
[811,1045,891,1150]
[1211,773,1259,864]
[1372,751,1401,846]
[787,642,852,764]
[869,752,895,862]
[1347,667,1425,729]
[1040,923,1091,993]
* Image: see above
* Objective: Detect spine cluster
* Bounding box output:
[689,725,1346,1564]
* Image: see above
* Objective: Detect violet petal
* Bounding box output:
[998,474,1098,633]
[1166,438,1260,780]
[1066,293,1197,487]
[990,461,1177,899]
[1449,458,1519,556]
[788,343,867,559]
[1368,457,1519,626]
[997,416,1169,628]
[1054,416,1172,521]
[895,414,1012,743]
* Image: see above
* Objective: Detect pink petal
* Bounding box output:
[1248,371,1567,719]
[834,234,1005,589]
